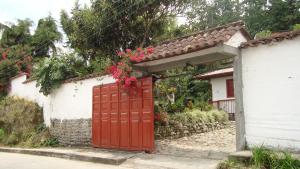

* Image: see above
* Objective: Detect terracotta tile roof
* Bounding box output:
[142,21,251,62]
[10,72,29,81]
[23,78,36,84]
[22,72,108,84]
[196,67,233,80]
[240,30,300,48]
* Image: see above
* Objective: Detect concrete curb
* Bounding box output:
[0,147,129,165]
[157,150,230,160]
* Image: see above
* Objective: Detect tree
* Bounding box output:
[31,15,62,58]
[60,0,190,61]
[186,0,300,36]
[0,19,33,47]
[267,0,300,31]
[243,0,300,35]
[185,0,242,31]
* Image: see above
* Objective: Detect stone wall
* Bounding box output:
[50,118,91,145]
[155,121,229,139]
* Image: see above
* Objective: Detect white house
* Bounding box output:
[240,30,300,152]
[197,67,235,120]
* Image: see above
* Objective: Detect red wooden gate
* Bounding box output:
[92,77,154,152]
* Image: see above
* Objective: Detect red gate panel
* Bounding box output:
[92,77,154,152]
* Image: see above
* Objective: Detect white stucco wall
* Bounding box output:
[9,74,115,126]
[211,76,234,101]
[242,36,300,151]
[225,31,248,47]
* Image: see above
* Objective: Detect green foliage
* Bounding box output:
[154,66,212,114]
[0,16,62,96]
[41,137,59,147]
[252,146,300,169]
[218,147,300,169]
[33,53,90,95]
[186,0,300,36]
[171,109,229,125]
[0,59,18,96]
[186,0,242,31]
[293,24,300,31]
[255,30,272,39]
[90,57,112,73]
[0,97,57,147]
[0,16,62,60]
[60,0,190,61]
[0,19,33,46]
[0,128,4,142]
[31,15,62,58]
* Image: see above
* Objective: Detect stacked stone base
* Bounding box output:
[50,118,91,146]
[155,121,229,139]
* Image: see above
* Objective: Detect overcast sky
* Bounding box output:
[0,0,90,26]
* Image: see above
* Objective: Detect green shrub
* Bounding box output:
[0,97,58,147]
[252,146,300,169]
[0,128,5,142]
[42,137,59,147]
[218,148,300,169]
[170,109,229,125]
[255,30,272,39]
[0,59,18,97]
[292,24,300,31]
[33,53,92,96]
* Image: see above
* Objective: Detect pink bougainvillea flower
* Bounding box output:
[146,47,154,54]
[113,69,123,79]
[124,77,131,87]
[125,49,132,53]
[117,51,125,56]
[107,47,153,88]
[124,76,137,88]
[2,52,7,60]
[129,76,137,82]
[139,52,145,58]
[117,62,125,66]
[107,65,117,74]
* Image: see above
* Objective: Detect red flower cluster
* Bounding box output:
[108,47,154,88]
[0,47,33,75]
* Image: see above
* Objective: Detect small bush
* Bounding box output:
[42,137,59,147]
[0,97,58,147]
[255,30,272,39]
[219,147,300,169]
[252,146,300,169]
[0,128,5,142]
[292,24,300,31]
[170,109,228,125]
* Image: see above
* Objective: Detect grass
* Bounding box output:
[218,147,300,169]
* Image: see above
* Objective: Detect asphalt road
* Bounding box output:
[0,152,129,169]
[0,152,221,169]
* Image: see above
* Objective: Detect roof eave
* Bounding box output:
[134,44,239,73]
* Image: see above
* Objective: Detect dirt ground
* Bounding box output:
[155,122,236,156]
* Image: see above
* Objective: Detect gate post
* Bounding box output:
[234,50,246,151]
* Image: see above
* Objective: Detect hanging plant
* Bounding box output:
[107,47,154,88]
